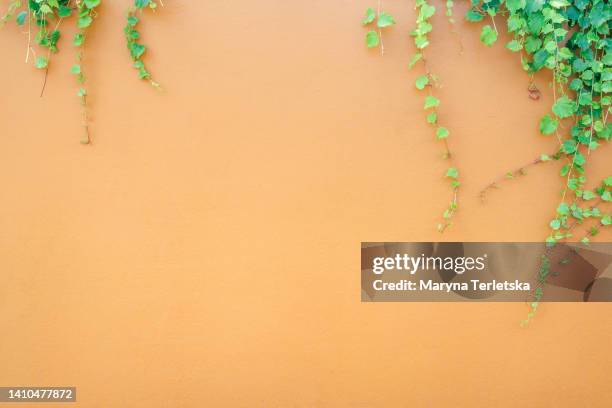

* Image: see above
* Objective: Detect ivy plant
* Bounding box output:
[1,0,165,144]
[410,0,462,233]
[360,0,610,321]
[362,3,395,55]
[464,0,610,320]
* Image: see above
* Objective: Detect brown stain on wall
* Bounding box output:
[0,1,611,406]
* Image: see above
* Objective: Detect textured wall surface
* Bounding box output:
[0,1,610,406]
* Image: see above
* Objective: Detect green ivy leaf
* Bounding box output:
[426,112,437,124]
[465,9,483,22]
[365,30,379,48]
[582,190,597,200]
[552,95,576,118]
[58,6,72,18]
[539,115,558,135]
[408,53,422,69]
[420,4,436,20]
[16,11,27,25]
[446,167,459,179]
[480,25,498,46]
[78,15,93,28]
[71,64,82,75]
[35,56,48,69]
[550,219,561,230]
[557,202,570,216]
[506,0,526,13]
[424,95,440,109]
[74,33,85,46]
[436,127,449,139]
[362,8,376,25]
[377,12,395,28]
[414,36,429,49]
[415,75,429,90]
[506,40,522,52]
[85,0,101,9]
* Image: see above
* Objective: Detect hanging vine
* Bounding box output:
[1,0,165,144]
[360,0,610,320]
[125,0,161,88]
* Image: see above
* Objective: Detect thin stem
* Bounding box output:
[25,3,31,63]
[377,0,384,56]
[479,153,556,202]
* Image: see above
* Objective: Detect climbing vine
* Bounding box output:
[125,0,161,88]
[362,3,395,55]
[1,0,164,144]
[361,0,611,319]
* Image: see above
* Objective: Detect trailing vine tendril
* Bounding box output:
[358,0,610,321]
[1,0,165,143]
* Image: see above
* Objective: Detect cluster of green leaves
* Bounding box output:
[522,254,549,326]
[125,0,160,87]
[1,0,164,143]
[362,6,395,50]
[446,0,455,24]
[466,0,611,244]
[72,0,102,144]
[0,0,22,26]
[464,0,610,323]
[408,0,460,232]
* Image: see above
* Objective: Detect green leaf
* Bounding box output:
[58,5,72,18]
[377,12,395,28]
[362,7,376,25]
[550,219,561,230]
[557,203,570,216]
[552,95,576,118]
[506,0,526,13]
[602,214,611,226]
[525,36,542,54]
[365,30,379,48]
[414,36,429,49]
[436,127,450,139]
[562,140,577,154]
[539,115,558,135]
[35,56,48,69]
[560,164,570,177]
[408,53,422,69]
[16,11,27,25]
[426,112,437,124]
[74,33,85,46]
[604,176,612,187]
[424,95,440,109]
[540,154,551,161]
[130,43,146,59]
[465,9,483,22]
[415,75,429,90]
[71,64,82,75]
[420,4,436,20]
[480,25,498,46]
[582,190,597,200]
[78,15,93,28]
[446,167,459,179]
[85,0,101,8]
[506,40,522,52]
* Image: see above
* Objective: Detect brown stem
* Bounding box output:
[479,154,556,202]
